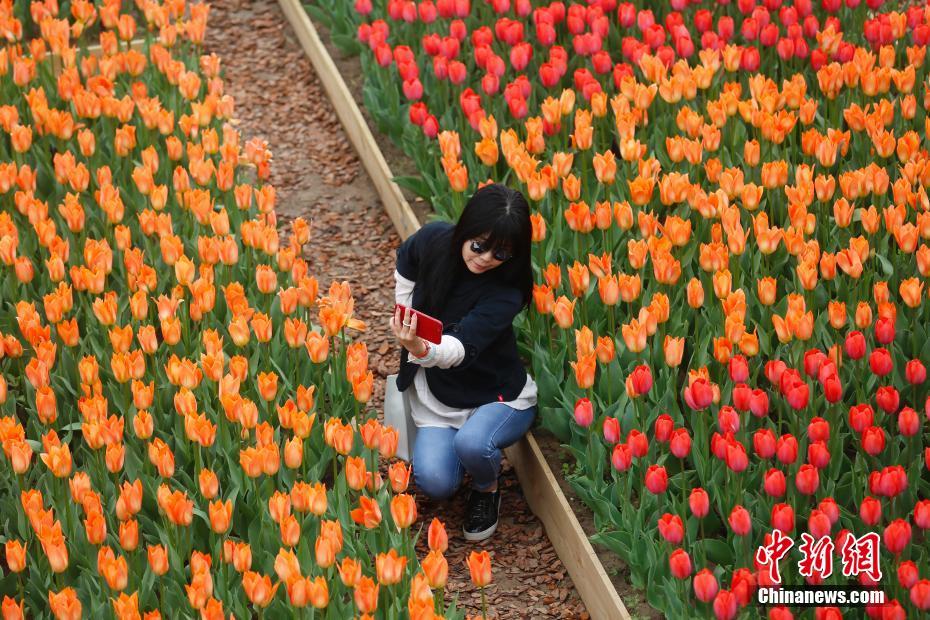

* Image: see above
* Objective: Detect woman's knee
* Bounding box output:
[453,426,493,464]
[413,462,460,500]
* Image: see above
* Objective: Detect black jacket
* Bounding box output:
[395,222,529,408]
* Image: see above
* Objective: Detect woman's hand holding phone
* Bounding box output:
[391,305,428,358]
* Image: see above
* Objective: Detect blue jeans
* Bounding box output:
[412,402,537,500]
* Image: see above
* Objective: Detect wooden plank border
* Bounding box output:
[277,0,420,241]
[276,2,631,618]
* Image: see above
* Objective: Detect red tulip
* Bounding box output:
[694,568,719,603]
[818,498,839,525]
[803,350,827,378]
[914,500,930,529]
[848,404,874,433]
[644,465,668,494]
[740,47,760,71]
[869,465,907,497]
[654,413,673,442]
[910,580,930,610]
[602,417,620,444]
[808,509,832,539]
[844,331,866,359]
[783,379,809,410]
[611,443,632,471]
[753,429,776,459]
[868,348,893,376]
[669,428,691,458]
[730,568,757,607]
[629,365,652,396]
[573,397,593,428]
[658,513,684,545]
[775,434,798,465]
[875,385,899,414]
[684,378,714,410]
[717,406,740,434]
[728,505,752,536]
[669,549,692,579]
[807,417,830,442]
[749,389,770,417]
[627,429,649,457]
[897,407,919,436]
[821,374,843,403]
[728,355,749,382]
[795,464,820,495]
[725,441,749,473]
[771,503,795,533]
[712,588,738,620]
[874,316,895,344]
[768,606,794,620]
[883,519,911,555]
[689,488,709,518]
[897,561,919,589]
[763,469,787,498]
[765,360,788,384]
[732,384,752,412]
[906,359,926,384]
[807,441,830,469]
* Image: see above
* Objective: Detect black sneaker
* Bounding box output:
[463,487,501,541]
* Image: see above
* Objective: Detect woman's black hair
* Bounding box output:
[415,183,533,317]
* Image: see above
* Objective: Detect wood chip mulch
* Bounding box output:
[204,1,589,617]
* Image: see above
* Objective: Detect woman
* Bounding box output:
[389,183,538,542]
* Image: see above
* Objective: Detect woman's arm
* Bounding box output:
[394,270,464,369]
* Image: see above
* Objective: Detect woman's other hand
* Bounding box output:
[391,306,428,357]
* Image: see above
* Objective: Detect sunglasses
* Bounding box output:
[470,239,512,262]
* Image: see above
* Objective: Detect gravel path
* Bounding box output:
[205,2,588,617]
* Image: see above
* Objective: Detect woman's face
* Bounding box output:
[461,234,511,274]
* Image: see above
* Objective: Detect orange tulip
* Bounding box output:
[376,549,408,585]
[350,496,382,529]
[390,494,417,530]
[345,456,368,491]
[467,550,493,587]
[663,336,685,367]
[900,277,924,308]
[338,557,363,588]
[307,576,329,609]
[40,444,72,478]
[48,588,81,620]
[621,320,647,353]
[686,278,704,308]
[118,520,139,552]
[281,514,301,548]
[242,571,279,608]
[2,597,24,620]
[596,336,615,364]
[256,371,278,402]
[111,592,140,620]
[209,499,233,534]
[428,517,449,552]
[232,543,252,573]
[552,296,575,328]
[570,353,596,389]
[354,576,380,614]
[5,540,26,573]
[422,550,448,589]
[274,548,302,586]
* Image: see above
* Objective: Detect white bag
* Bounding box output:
[384,373,417,462]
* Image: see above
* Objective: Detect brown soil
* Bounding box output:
[206,1,587,617]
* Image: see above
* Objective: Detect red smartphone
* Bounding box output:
[394,304,443,344]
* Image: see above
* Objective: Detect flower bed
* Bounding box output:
[0,1,497,618]
[309,0,930,617]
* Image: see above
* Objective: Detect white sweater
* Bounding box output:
[394,270,538,429]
